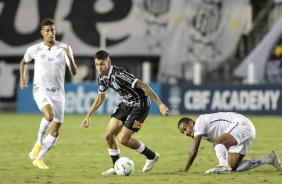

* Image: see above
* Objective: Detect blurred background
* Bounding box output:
[0,0,282,115]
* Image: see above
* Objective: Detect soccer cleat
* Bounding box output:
[29,144,42,160]
[205,165,232,174]
[101,168,116,175]
[142,153,160,172]
[269,150,282,171]
[33,159,50,169]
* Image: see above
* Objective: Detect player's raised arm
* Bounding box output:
[62,42,77,76]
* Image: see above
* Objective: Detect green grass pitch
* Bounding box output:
[1,113,282,184]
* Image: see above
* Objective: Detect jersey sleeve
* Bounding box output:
[24,46,35,62]
[98,75,109,93]
[193,115,206,136]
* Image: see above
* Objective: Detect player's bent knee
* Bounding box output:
[105,134,115,142]
[117,135,130,146]
[50,130,59,137]
[44,114,54,122]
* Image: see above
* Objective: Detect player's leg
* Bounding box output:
[214,133,238,167]
[33,121,61,169]
[32,98,63,169]
[29,94,52,160]
[205,133,236,174]
[101,117,123,175]
[226,117,258,172]
[118,126,159,172]
[119,105,159,172]
[29,117,51,160]
[236,150,282,172]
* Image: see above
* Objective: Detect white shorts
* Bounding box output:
[33,91,65,123]
[224,115,256,155]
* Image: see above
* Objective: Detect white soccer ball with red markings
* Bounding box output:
[114,157,135,176]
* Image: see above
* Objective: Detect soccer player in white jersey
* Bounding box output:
[19,18,77,169]
[177,112,282,174]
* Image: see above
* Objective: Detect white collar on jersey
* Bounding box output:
[107,65,113,77]
[41,41,58,50]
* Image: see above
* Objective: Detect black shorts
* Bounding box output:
[111,102,150,132]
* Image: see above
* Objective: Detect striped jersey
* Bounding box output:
[98,65,149,104]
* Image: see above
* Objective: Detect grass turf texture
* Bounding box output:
[1,113,282,184]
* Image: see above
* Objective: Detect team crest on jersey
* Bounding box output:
[56,52,63,58]
[40,54,46,59]
[132,121,142,129]
[42,98,48,104]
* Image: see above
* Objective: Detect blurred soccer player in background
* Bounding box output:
[177,112,282,174]
[81,50,170,175]
[19,18,77,169]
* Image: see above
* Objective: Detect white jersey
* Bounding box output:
[24,41,73,97]
[194,112,247,143]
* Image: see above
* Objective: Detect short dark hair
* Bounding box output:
[94,50,110,60]
[41,18,55,29]
[178,117,194,128]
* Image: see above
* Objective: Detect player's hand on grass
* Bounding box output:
[80,117,90,128]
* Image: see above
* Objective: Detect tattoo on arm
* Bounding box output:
[135,80,161,106]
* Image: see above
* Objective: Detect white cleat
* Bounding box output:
[142,153,160,172]
[205,165,232,174]
[269,150,282,172]
[101,168,116,175]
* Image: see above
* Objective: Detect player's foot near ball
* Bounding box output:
[142,153,160,172]
[269,150,282,171]
[205,165,232,174]
[101,168,116,175]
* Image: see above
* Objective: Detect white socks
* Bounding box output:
[214,144,272,171]
[135,141,145,153]
[108,148,120,156]
[37,134,57,160]
[236,155,271,171]
[214,144,229,166]
[36,118,51,145]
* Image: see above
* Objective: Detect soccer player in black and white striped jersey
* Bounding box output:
[81,50,170,175]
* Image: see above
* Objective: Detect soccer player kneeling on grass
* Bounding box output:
[177,112,282,174]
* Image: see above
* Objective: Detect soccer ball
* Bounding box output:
[114,157,135,176]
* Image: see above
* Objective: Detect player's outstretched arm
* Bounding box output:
[135,80,169,116]
[80,93,105,128]
[182,135,203,172]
